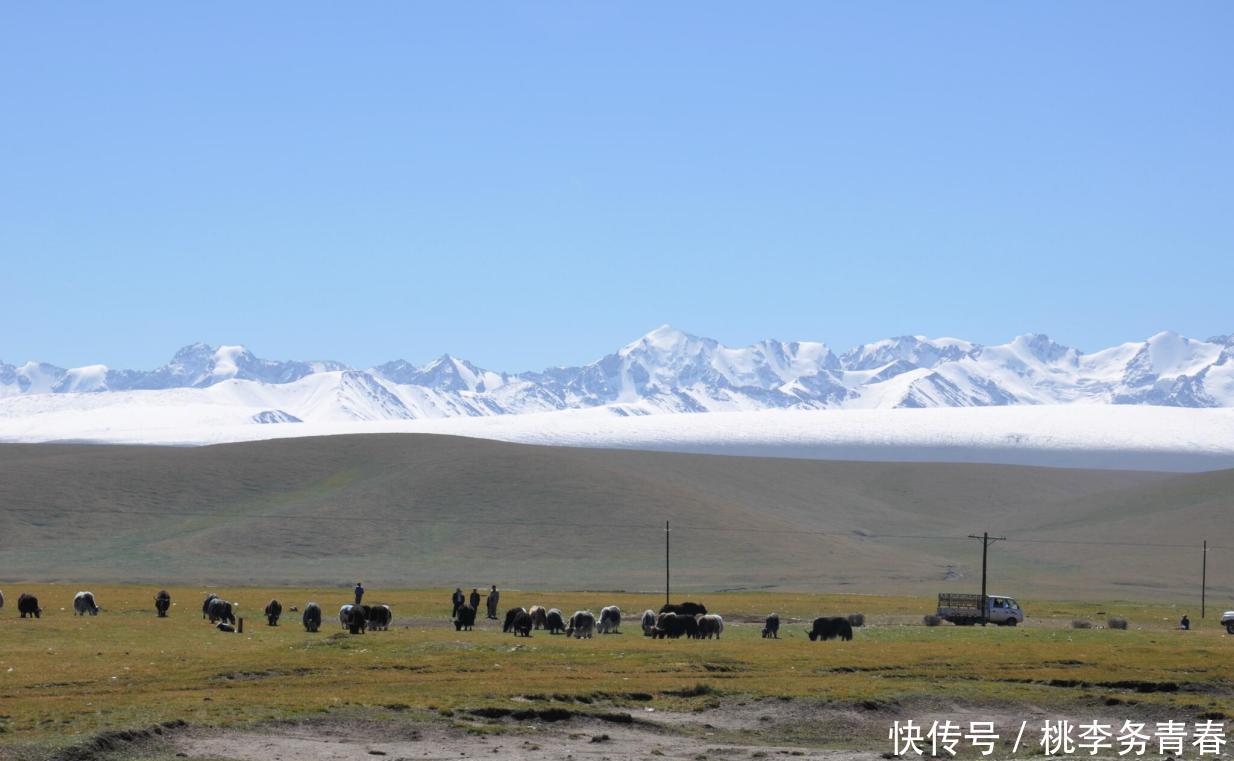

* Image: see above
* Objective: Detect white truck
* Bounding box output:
[937,593,1025,626]
[1220,611,1234,634]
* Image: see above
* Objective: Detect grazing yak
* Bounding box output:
[567,610,596,639]
[680,614,700,639]
[346,605,367,634]
[641,609,657,636]
[339,604,367,634]
[18,593,41,619]
[697,614,725,639]
[598,606,622,634]
[454,603,477,631]
[529,605,547,630]
[653,612,685,639]
[762,613,780,639]
[368,604,392,631]
[545,608,566,634]
[508,608,533,637]
[661,601,707,617]
[302,602,322,632]
[808,616,853,642]
[202,594,219,620]
[0,589,4,611]
[155,590,171,617]
[502,607,528,633]
[654,612,701,639]
[74,591,100,616]
[265,599,283,626]
[208,598,236,625]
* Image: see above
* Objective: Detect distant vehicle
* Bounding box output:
[937,593,1024,626]
[1220,611,1234,634]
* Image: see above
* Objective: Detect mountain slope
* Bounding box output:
[2,434,1225,599]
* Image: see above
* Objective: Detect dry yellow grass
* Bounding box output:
[1,584,1231,754]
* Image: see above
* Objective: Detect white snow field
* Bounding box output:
[1,393,1231,472]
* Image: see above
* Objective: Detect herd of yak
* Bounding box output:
[197,594,392,634]
[0,589,856,642]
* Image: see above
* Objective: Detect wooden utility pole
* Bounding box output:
[1202,539,1207,619]
[665,521,671,607]
[968,532,1005,625]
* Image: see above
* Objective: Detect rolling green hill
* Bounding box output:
[0,434,1229,600]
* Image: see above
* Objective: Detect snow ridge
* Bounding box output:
[3,326,1234,427]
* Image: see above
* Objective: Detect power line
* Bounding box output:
[1003,537,1202,549]
[0,504,657,532]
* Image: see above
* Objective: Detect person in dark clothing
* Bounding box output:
[1180,614,1191,630]
[486,585,500,620]
[452,588,465,617]
[354,582,365,606]
[469,588,481,611]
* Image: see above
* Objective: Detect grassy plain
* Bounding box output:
[2,584,1232,758]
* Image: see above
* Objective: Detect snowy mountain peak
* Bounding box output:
[164,342,255,384]
[1003,333,1077,365]
[620,324,710,357]
[55,364,111,393]
[840,335,975,372]
[643,323,692,346]
[373,354,505,393]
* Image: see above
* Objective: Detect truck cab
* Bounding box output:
[985,595,1024,626]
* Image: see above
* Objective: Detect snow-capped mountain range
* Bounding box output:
[3,326,1234,424]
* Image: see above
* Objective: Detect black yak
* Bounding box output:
[510,608,533,637]
[302,602,322,632]
[529,605,547,630]
[653,612,684,639]
[368,604,392,631]
[598,606,622,634]
[660,601,707,617]
[155,590,171,617]
[762,613,780,639]
[502,607,528,633]
[567,610,595,639]
[18,593,41,619]
[545,608,566,634]
[454,603,477,631]
[265,599,283,626]
[808,616,853,642]
[0,589,5,611]
[681,614,700,639]
[74,591,100,616]
[342,604,367,634]
[208,598,236,625]
[654,611,700,639]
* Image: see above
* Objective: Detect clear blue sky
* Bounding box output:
[2,4,1231,372]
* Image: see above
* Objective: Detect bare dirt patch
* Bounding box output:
[170,712,886,761]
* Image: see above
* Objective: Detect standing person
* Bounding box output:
[469,588,481,611]
[354,582,365,606]
[486,585,500,620]
[452,587,465,617]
